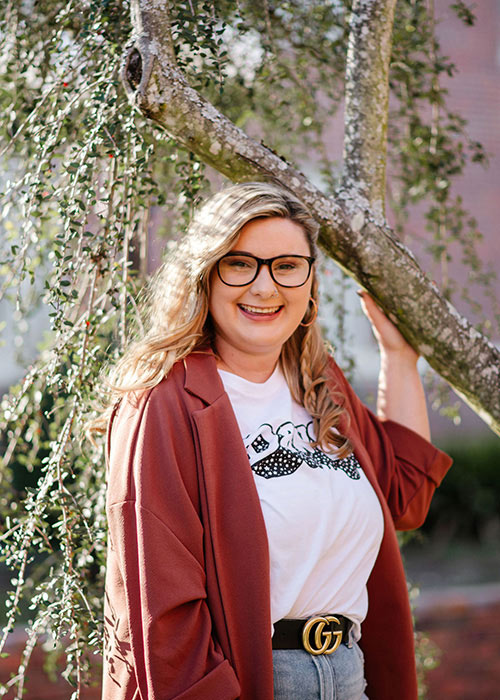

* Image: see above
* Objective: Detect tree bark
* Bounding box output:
[342,0,398,218]
[123,1,500,437]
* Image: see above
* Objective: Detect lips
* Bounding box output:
[238,303,283,318]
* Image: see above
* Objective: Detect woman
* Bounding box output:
[99,182,452,700]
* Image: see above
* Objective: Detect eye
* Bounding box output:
[219,255,257,273]
[227,259,252,269]
[274,257,301,272]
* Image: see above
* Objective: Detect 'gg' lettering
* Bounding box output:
[302,615,343,655]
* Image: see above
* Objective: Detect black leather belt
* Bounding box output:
[272,615,352,655]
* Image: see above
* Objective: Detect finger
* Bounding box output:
[357,290,381,319]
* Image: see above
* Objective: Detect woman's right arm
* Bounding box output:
[327,357,452,531]
[103,387,240,700]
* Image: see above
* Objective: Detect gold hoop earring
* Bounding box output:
[300,297,318,327]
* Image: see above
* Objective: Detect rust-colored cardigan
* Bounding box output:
[102,351,452,700]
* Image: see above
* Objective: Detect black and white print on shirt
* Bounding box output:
[244,420,361,480]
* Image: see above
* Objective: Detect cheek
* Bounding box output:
[293,284,313,316]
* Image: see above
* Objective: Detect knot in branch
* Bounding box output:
[125,48,142,91]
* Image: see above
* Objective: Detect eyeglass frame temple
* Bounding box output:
[216,253,316,288]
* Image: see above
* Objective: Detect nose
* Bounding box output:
[249,263,279,297]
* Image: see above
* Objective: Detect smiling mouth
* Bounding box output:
[238,303,283,316]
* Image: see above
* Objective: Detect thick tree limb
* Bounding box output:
[343,0,398,217]
[122,4,500,436]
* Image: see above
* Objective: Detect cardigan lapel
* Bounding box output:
[186,352,274,699]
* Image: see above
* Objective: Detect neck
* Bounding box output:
[214,340,280,383]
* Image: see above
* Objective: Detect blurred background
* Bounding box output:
[0,0,499,698]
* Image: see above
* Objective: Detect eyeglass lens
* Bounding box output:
[218,255,311,287]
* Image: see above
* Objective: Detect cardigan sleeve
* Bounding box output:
[328,359,453,531]
[104,383,240,700]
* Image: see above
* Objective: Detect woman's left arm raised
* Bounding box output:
[358,291,431,442]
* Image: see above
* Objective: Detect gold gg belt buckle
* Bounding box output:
[302,615,343,655]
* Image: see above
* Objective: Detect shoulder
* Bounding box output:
[113,353,215,424]
[108,350,225,446]
[107,361,188,462]
[106,357,210,507]
[325,354,355,390]
[324,355,356,412]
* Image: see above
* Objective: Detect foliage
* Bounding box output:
[414,627,441,699]
[388,0,497,333]
[421,436,500,542]
[0,0,493,696]
[0,0,206,694]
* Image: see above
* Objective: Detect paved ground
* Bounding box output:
[415,583,500,700]
[1,585,499,698]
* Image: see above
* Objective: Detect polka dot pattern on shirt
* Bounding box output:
[246,420,361,481]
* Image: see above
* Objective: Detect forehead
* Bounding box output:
[231,217,311,256]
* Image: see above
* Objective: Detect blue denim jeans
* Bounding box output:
[272,643,368,700]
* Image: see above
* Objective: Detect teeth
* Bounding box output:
[240,304,281,314]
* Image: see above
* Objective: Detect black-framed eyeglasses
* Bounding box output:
[217,252,315,288]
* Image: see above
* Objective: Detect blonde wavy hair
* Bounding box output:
[92,181,351,456]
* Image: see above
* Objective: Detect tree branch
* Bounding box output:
[122,4,500,437]
[342,0,397,217]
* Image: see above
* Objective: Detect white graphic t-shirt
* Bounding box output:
[218,364,384,640]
